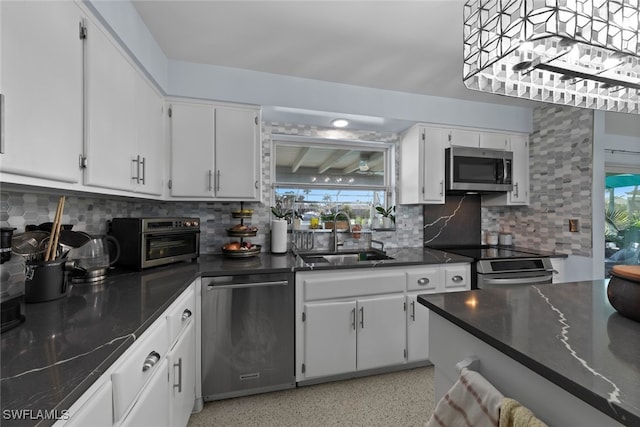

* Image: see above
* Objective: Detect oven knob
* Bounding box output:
[193,220,199,227]
[185,221,191,227]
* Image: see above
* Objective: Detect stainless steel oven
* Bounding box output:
[476,257,553,288]
[108,217,200,270]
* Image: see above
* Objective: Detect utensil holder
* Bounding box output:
[25,260,68,303]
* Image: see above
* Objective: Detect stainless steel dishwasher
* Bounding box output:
[201,272,295,401]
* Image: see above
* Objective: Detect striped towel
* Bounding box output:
[426,368,504,427]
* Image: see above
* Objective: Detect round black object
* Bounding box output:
[1,228,16,264]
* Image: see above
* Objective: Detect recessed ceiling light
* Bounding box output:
[331,119,349,128]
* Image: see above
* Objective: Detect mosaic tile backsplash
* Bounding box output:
[1,122,425,255]
[482,106,594,257]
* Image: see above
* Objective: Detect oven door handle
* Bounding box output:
[481,274,553,286]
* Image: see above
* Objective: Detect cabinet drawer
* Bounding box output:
[406,267,442,292]
[166,287,195,345]
[111,319,169,422]
[443,265,470,291]
[301,269,405,301]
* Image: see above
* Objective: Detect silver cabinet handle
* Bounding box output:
[216,170,221,192]
[451,275,464,283]
[417,277,430,286]
[173,357,183,393]
[410,301,416,321]
[439,180,444,196]
[359,306,364,329]
[207,170,213,191]
[142,351,161,372]
[552,269,559,275]
[351,308,356,330]
[181,309,192,321]
[514,182,519,197]
[132,155,140,183]
[140,156,146,185]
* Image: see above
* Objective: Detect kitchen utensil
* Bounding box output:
[1,227,16,263]
[68,235,120,283]
[12,231,50,263]
[45,196,65,261]
[608,265,640,322]
[24,259,68,303]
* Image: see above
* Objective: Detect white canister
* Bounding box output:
[270,219,288,254]
[499,233,513,246]
[486,232,499,246]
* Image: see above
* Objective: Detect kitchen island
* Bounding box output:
[419,281,639,426]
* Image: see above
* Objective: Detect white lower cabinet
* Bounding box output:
[119,359,170,427]
[168,321,196,427]
[296,263,471,383]
[65,381,113,427]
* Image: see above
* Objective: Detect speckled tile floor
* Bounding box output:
[188,366,435,427]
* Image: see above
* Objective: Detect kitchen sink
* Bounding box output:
[299,250,394,265]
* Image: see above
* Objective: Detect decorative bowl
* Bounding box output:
[608,265,640,322]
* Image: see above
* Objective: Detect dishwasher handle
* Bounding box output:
[206,280,289,290]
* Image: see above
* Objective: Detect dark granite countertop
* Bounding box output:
[2,248,465,426]
[293,246,473,270]
[418,281,640,426]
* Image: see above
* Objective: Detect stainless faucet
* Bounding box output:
[332,211,351,252]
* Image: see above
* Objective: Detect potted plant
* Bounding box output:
[270,206,291,254]
[376,205,396,229]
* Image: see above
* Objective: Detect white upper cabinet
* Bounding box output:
[83,15,164,196]
[483,134,530,206]
[479,132,509,150]
[448,129,479,147]
[0,1,83,184]
[169,100,261,201]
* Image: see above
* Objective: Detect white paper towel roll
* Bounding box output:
[271,219,288,254]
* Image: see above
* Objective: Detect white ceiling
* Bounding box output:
[132,0,540,131]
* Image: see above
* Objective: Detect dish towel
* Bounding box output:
[426,368,504,427]
[499,398,548,427]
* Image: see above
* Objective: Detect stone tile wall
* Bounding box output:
[482,106,594,256]
[1,122,425,254]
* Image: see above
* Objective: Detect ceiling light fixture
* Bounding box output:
[331,119,349,128]
[463,0,640,114]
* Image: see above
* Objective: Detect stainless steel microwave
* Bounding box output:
[445,146,513,193]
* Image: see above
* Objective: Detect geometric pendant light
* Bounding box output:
[463,0,640,114]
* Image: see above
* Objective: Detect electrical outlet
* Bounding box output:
[569,219,580,232]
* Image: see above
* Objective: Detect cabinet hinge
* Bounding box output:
[403,302,407,311]
[79,22,87,40]
[168,179,173,190]
[301,363,306,374]
[168,107,172,118]
[421,131,425,142]
[254,116,258,125]
[79,155,87,169]
[448,133,452,142]
[302,312,306,322]
[404,349,407,359]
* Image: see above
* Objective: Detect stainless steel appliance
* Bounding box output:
[434,246,552,289]
[201,272,295,401]
[108,217,200,270]
[445,146,513,193]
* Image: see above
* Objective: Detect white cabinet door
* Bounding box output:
[551,258,566,284]
[0,1,83,184]
[169,102,215,197]
[303,301,357,379]
[63,380,112,427]
[422,127,448,204]
[480,132,509,150]
[214,106,260,200]
[168,322,196,427]
[508,135,529,205]
[448,129,479,147]
[357,295,406,371]
[83,15,136,192]
[119,359,170,427]
[406,293,429,363]
[134,73,164,196]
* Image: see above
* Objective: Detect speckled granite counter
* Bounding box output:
[1,248,461,426]
[419,281,640,426]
